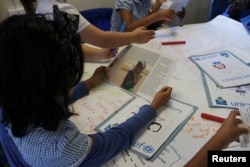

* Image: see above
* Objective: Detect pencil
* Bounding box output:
[201,113,225,123]
[161,40,186,45]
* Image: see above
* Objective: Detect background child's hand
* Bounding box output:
[151,86,172,110]
[85,66,108,89]
[176,7,186,19]
[212,110,249,149]
[132,27,155,43]
[158,9,177,22]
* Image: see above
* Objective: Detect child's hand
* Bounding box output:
[212,110,249,149]
[158,9,177,22]
[100,48,117,60]
[176,7,186,19]
[132,27,155,43]
[85,66,108,89]
[151,86,172,110]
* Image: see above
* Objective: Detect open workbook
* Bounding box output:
[95,45,198,160]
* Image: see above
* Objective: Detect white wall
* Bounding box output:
[0,0,14,22]
[0,0,211,24]
[68,0,116,11]
[183,0,211,24]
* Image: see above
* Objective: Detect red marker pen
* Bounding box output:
[201,113,225,123]
[161,40,186,45]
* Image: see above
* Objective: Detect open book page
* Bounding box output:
[201,72,250,109]
[106,44,177,102]
[96,97,197,160]
[189,51,250,88]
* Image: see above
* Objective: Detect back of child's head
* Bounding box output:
[0,11,83,137]
[228,0,250,20]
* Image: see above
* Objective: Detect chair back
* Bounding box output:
[0,143,7,166]
[0,109,30,167]
[80,8,113,31]
[210,0,229,20]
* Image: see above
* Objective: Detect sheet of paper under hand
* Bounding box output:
[238,106,250,148]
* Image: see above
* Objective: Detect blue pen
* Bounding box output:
[112,21,127,53]
[119,21,127,32]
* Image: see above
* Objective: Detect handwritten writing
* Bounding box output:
[70,81,133,134]
[181,116,220,139]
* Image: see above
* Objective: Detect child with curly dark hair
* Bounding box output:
[223,0,250,31]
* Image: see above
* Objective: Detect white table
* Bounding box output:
[72,15,250,167]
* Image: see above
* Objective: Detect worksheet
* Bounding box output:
[239,106,250,148]
[96,97,197,160]
[189,51,250,88]
[201,73,250,108]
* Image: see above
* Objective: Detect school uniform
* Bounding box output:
[36,0,90,32]
[110,0,152,31]
[0,82,157,166]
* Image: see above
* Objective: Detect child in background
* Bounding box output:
[20,0,155,61]
[151,0,188,27]
[0,9,172,167]
[223,0,250,32]
[121,60,146,92]
[110,0,177,32]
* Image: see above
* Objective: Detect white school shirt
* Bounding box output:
[36,0,90,33]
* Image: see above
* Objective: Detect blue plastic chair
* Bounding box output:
[0,143,7,167]
[0,109,30,167]
[79,8,113,31]
[209,0,229,20]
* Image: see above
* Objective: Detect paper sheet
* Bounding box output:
[201,73,250,108]
[189,51,250,88]
[239,106,250,148]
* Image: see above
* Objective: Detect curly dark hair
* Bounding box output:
[0,14,83,137]
[228,0,250,20]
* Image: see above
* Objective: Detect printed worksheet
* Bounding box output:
[239,106,250,148]
[201,73,250,108]
[189,51,250,88]
[96,97,197,160]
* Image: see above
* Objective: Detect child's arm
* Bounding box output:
[84,66,108,89]
[80,24,155,47]
[81,44,116,62]
[81,86,172,166]
[119,8,176,31]
[184,110,249,167]
[68,82,90,104]
[68,66,108,104]
[151,0,166,13]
